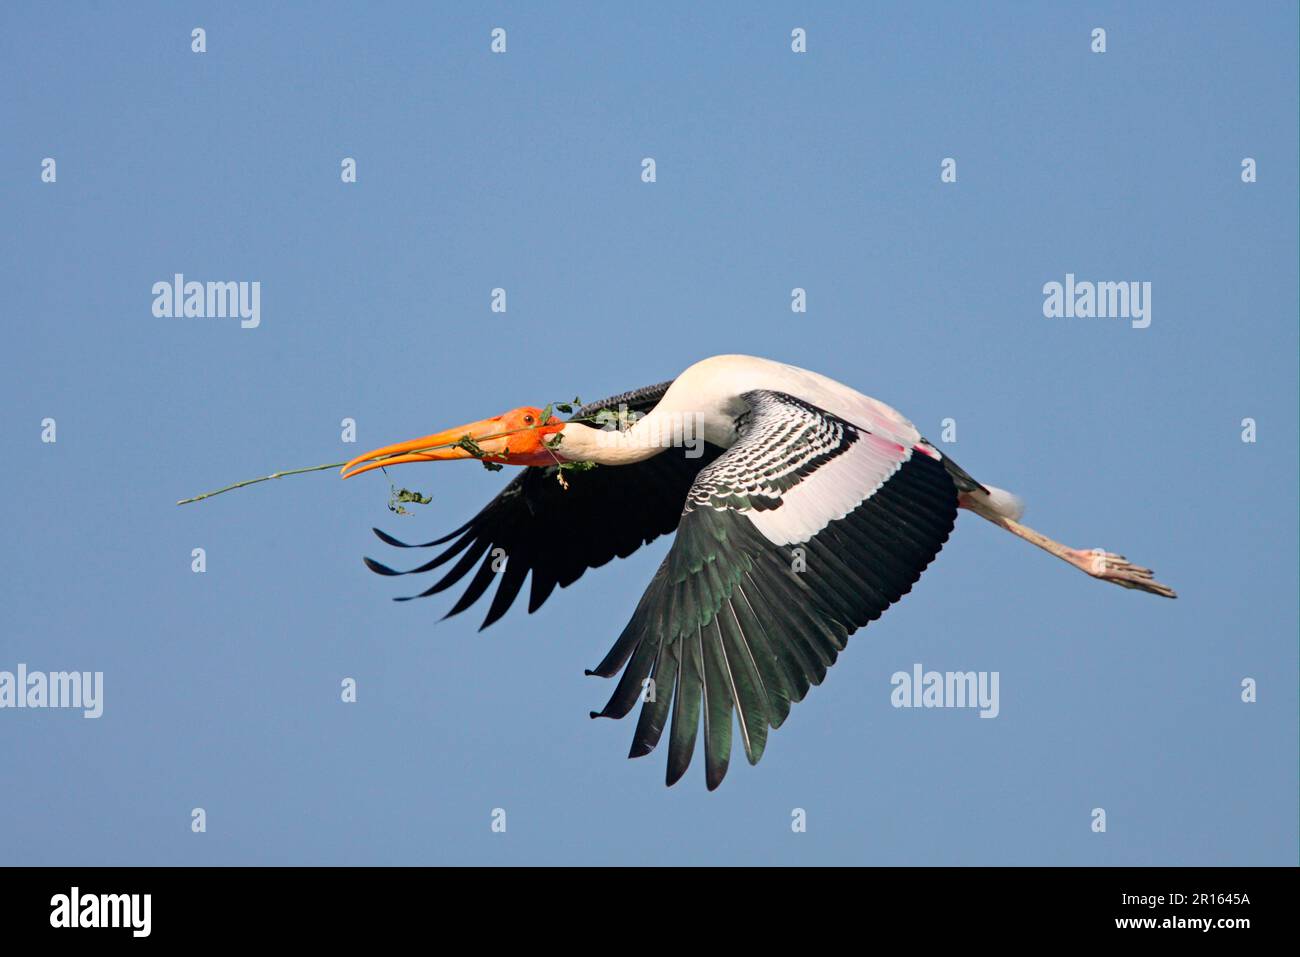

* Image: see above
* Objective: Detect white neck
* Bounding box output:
[552,422,665,465]
[554,402,717,466]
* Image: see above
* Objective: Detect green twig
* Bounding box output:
[176,463,346,505]
[176,403,609,506]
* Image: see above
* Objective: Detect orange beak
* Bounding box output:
[339,415,507,479]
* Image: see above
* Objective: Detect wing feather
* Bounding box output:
[593,390,960,789]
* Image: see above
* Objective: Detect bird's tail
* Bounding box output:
[940,453,1025,520]
[975,485,1025,521]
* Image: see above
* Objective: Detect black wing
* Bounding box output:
[587,390,959,789]
[364,381,723,629]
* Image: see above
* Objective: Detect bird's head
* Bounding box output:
[339,406,567,479]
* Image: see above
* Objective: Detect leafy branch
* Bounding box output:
[388,485,432,516]
[453,434,508,471]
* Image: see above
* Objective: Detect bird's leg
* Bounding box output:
[958,494,1177,599]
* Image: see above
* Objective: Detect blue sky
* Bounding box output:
[1,2,1295,865]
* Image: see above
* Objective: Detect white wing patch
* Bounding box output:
[747,430,909,546]
[685,391,913,547]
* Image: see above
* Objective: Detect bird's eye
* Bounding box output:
[524,414,535,425]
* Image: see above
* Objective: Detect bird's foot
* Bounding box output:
[1071,548,1177,599]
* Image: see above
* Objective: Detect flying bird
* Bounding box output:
[341,354,1175,789]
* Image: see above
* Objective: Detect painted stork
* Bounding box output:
[340,354,1175,789]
